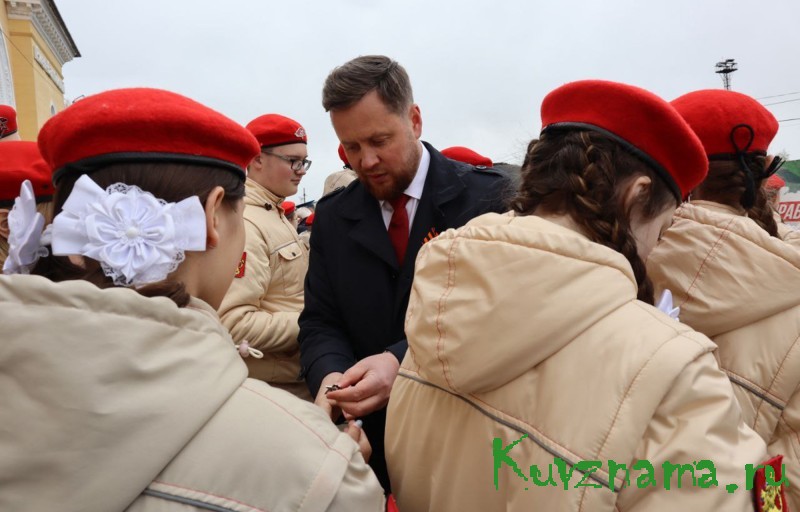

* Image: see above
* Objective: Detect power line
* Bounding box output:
[757,91,800,100]
[763,98,800,107]
[778,117,800,123]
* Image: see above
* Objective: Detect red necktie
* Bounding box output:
[388,194,410,264]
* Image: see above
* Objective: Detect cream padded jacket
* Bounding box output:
[0,275,383,512]
[219,178,310,399]
[649,200,800,511]
[387,212,767,512]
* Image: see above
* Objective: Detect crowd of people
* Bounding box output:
[0,54,798,512]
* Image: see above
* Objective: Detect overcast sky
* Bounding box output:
[56,0,800,203]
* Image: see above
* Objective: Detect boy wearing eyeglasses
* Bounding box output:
[218,113,313,400]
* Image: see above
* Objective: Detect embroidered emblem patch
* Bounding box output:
[294,126,306,139]
[754,455,787,512]
[423,227,440,244]
[235,252,247,278]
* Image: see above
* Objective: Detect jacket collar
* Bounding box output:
[245,177,284,210]
[689,199,745,217]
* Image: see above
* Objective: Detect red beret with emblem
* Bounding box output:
[281,200,296,216]
[37,88,260,184]
[441,146,493,168]
[671,90,778,156]
[337,143,351,169]
[541,80,707,200]
[0,104,18,139]
[246,114,307,149]
[0,141,54,207]
[305,212,315,226]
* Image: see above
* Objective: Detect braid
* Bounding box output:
[513,130,672,305]
[0,237,8,265]
[695,156,779,237]
[746,155,779,237]
[567,134,655,304]
[747,184,779,236]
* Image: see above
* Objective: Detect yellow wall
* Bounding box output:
[1,4,70,141]
[0,7,8,40]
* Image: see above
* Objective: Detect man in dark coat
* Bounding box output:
[299,55,511,490]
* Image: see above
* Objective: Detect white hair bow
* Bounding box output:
[656,289,680,321]
[51,175,207,287]
[2,180,50,275]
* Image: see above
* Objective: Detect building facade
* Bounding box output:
[0,0,78,140]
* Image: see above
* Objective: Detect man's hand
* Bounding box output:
[315,372,344,421]
[325,352,400,418]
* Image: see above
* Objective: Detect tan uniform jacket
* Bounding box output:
[322,168,357,197]
[0,275,384,512]
[219,178,310,399]
[648,200,800,510]
[386,212,767,512]
[775,209,800,248]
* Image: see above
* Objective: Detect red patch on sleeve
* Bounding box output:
[754,455,788,512]
[235,252,246,278]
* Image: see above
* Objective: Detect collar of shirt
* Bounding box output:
[379,142,430,230]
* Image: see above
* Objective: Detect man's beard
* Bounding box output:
[358,143,419,200]
[361,168,415,201]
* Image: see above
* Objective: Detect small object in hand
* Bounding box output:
[354,419,363,428]
[325,384,341,394]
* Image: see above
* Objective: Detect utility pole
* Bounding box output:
[715,59,738,90]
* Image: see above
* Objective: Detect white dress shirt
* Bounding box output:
[379,142,430,233]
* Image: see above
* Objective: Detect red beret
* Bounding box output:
[0,104,18,139]
[337,143,351,168]
[671,90,778,156]
[541,80,707,200]
[766,174,785,190]
[246,114,307,148]
[305,212,315,226]
[441,146,493,167]
[281,200,296,216]
[0,141,54,206]
[38,88,260,183]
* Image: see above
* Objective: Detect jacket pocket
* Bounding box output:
[276,241,307,296]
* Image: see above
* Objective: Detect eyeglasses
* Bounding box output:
[263,151,312,172]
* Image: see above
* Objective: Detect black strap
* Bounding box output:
[730,124,758,208]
